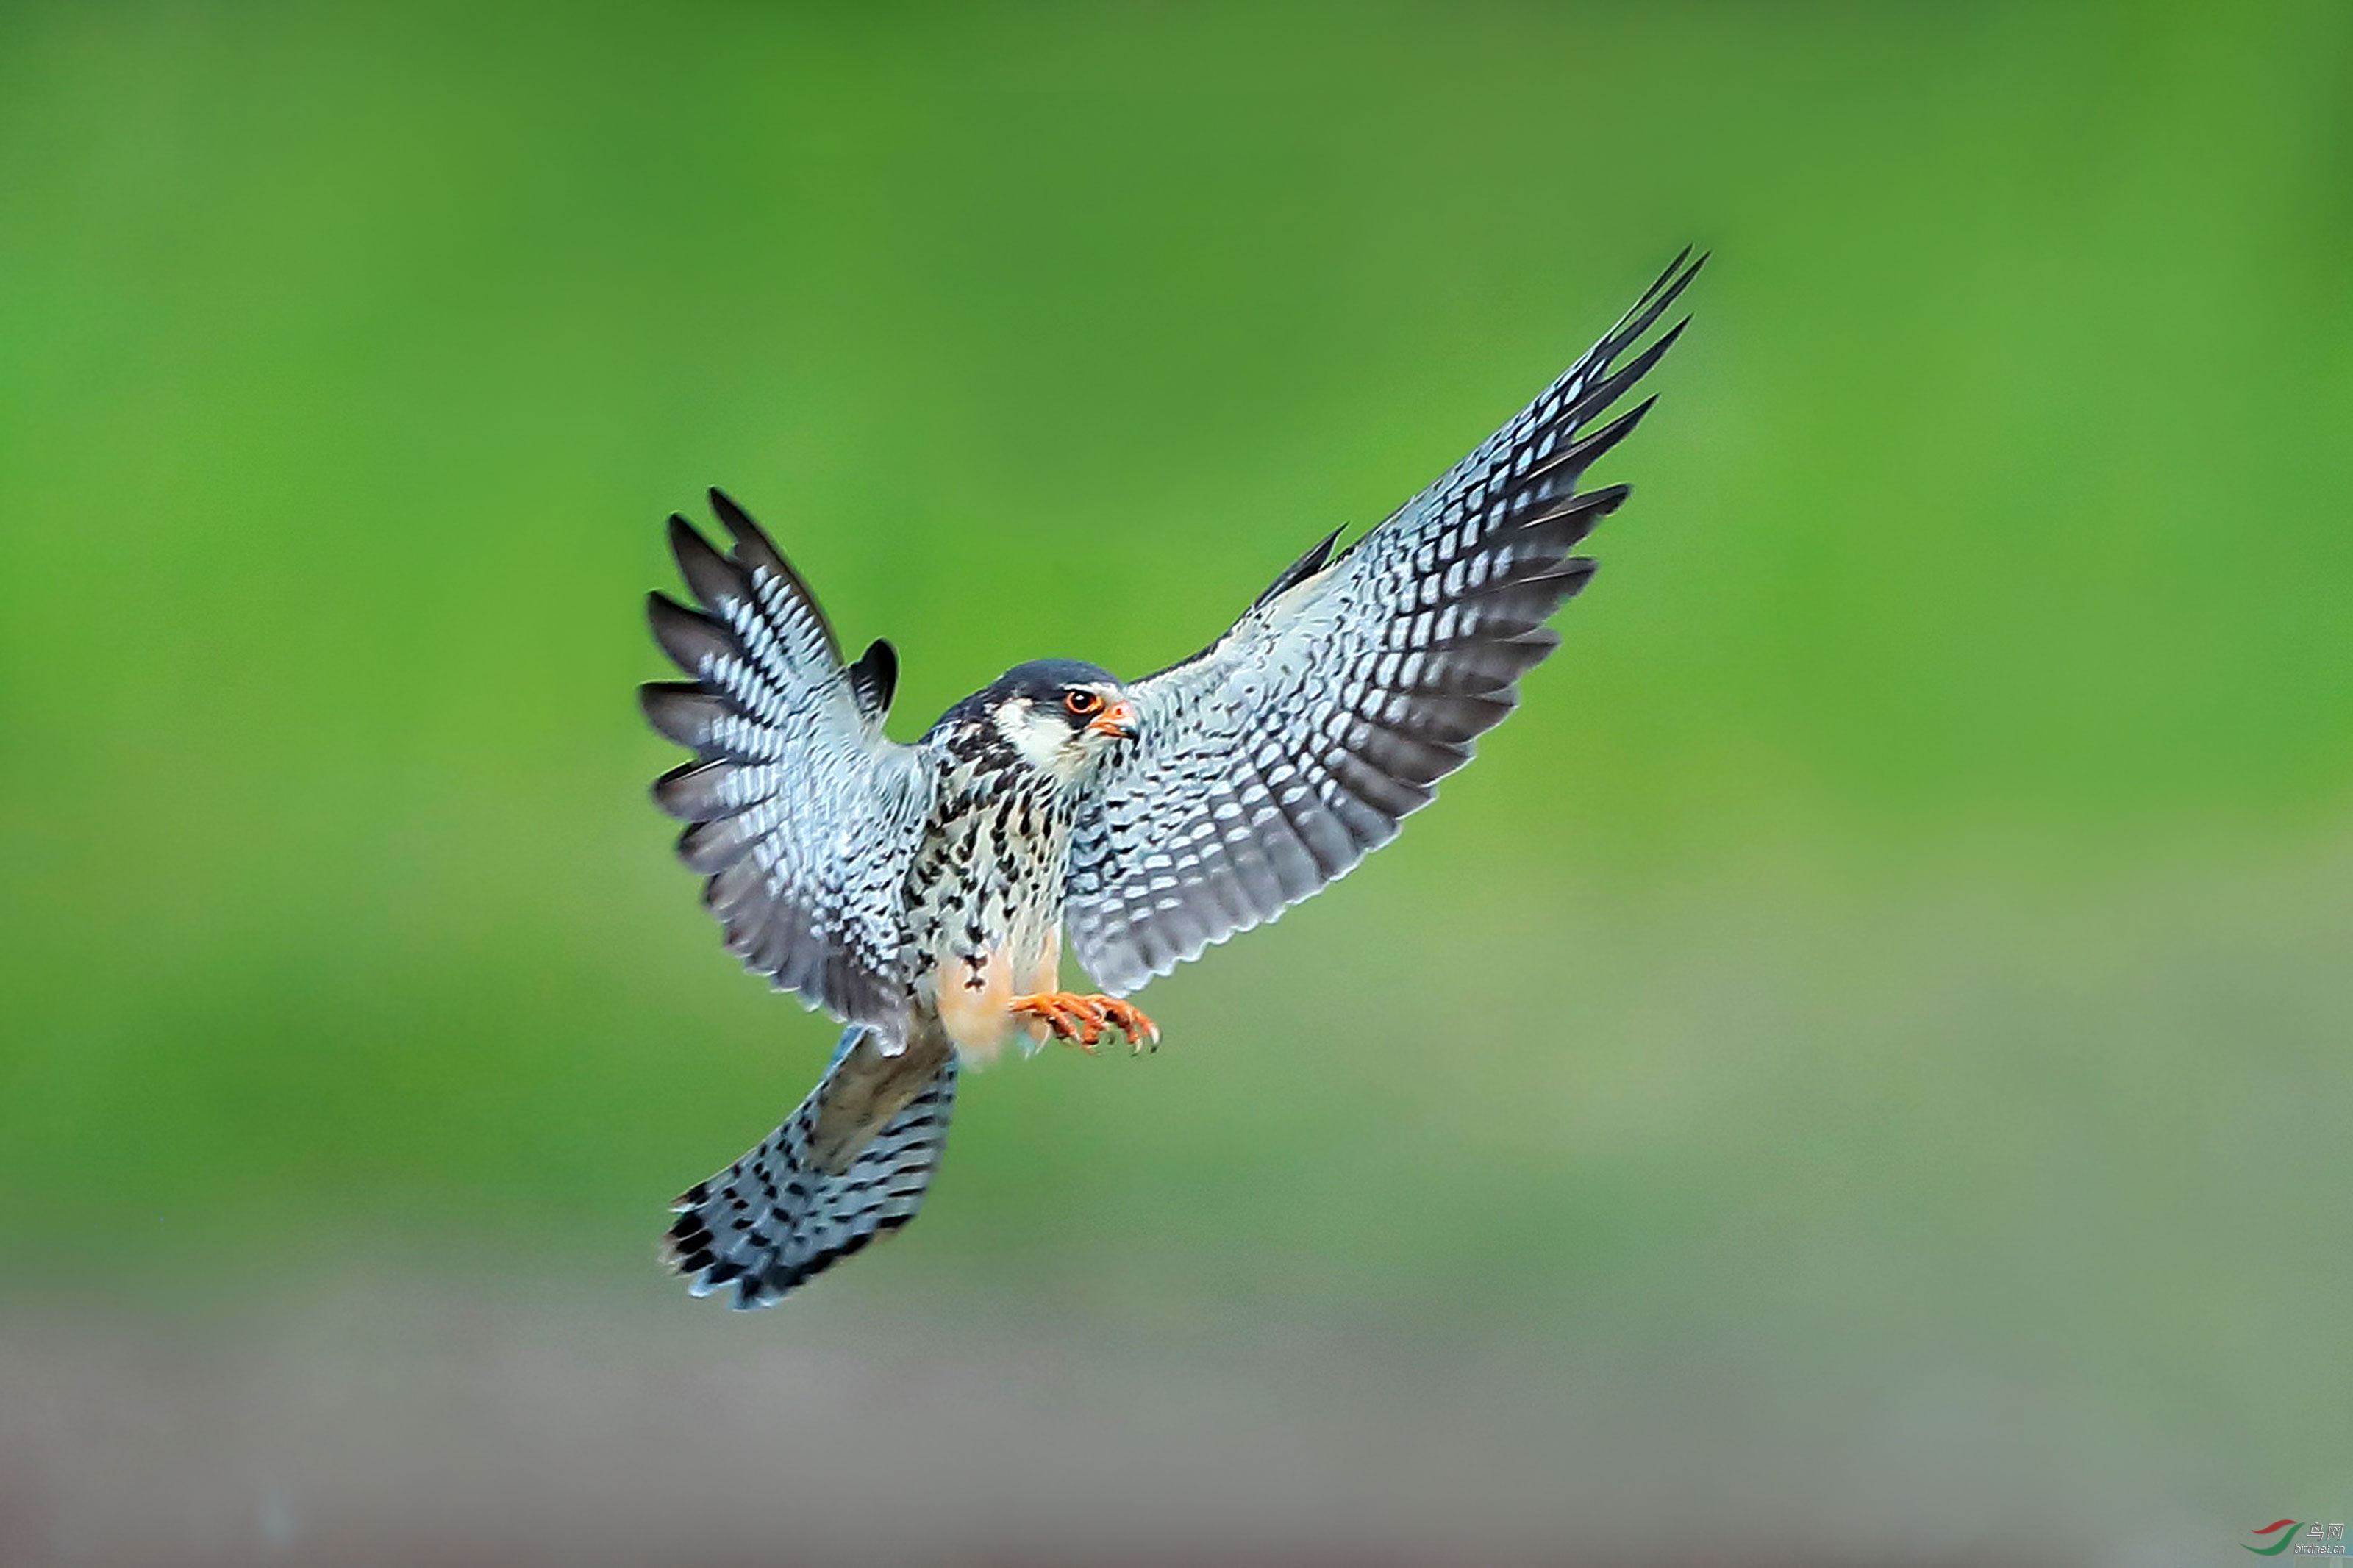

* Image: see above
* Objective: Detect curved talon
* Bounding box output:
[1097,998,1161,1053]
[1011,992,1160,1055]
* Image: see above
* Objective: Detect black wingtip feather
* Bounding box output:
[846,637,899,719]
[667,513,751,612]
[1604,249,1706,362]
[1569,393,1657,465]
[654,759,751,823]
[1629,245,1692,314]
[640,681,721,750]
[1519,482,1632,537]
[707,486,758,539]
[1525,395,1657,493]
[1562,317,1688,433]
[646,591,740,685]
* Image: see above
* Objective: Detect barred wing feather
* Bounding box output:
[1065,251,1701,995]
[641,490,935,1044]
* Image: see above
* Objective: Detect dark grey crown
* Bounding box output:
[986,658,1120,701]
[930,658,1122,737]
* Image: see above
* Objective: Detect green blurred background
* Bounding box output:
[2,1,2349,1561]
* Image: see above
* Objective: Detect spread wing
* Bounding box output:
[1064,251,1702,995]
[641,490,935,1042]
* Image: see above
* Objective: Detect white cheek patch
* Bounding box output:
[995,698,1079,777]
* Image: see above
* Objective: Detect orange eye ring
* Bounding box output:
[1063,690,1104,717]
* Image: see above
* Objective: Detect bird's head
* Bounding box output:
[980,658,1138,784]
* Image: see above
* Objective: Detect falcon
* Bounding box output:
[644,251,1702,1307]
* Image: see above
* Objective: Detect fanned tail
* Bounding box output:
[663,1024,958,1309]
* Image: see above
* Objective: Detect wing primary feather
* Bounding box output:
[705,488,845,666]
[1341,717,1468,787]
[1557,317,1689,433]
[1551,558,1598,602]
[1516,482,1632,537]
[677,815,756,874]
[1625,245,1693,319]
[646,593,747,688]
[667,515,751,613]
[1524,395,1657,490]
[1594,249,1705,366]
[640,683,737,756]
[653,759,756,823]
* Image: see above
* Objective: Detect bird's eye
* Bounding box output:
[1063,690,1103,717]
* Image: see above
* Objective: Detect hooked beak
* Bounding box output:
[1088,698,1138,741]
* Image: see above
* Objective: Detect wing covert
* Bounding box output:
[1064,251,1702,994]
[641,490,935,1041]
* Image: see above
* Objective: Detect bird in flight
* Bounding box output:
[643,251,1702,1307]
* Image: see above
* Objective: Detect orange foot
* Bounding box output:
[1009,991,1162,1055]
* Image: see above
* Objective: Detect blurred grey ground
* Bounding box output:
[0,1272,2181,1567]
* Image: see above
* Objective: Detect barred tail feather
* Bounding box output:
[663,1025,958,1309]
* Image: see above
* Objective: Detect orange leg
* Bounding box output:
[1009,991,1162,1054]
